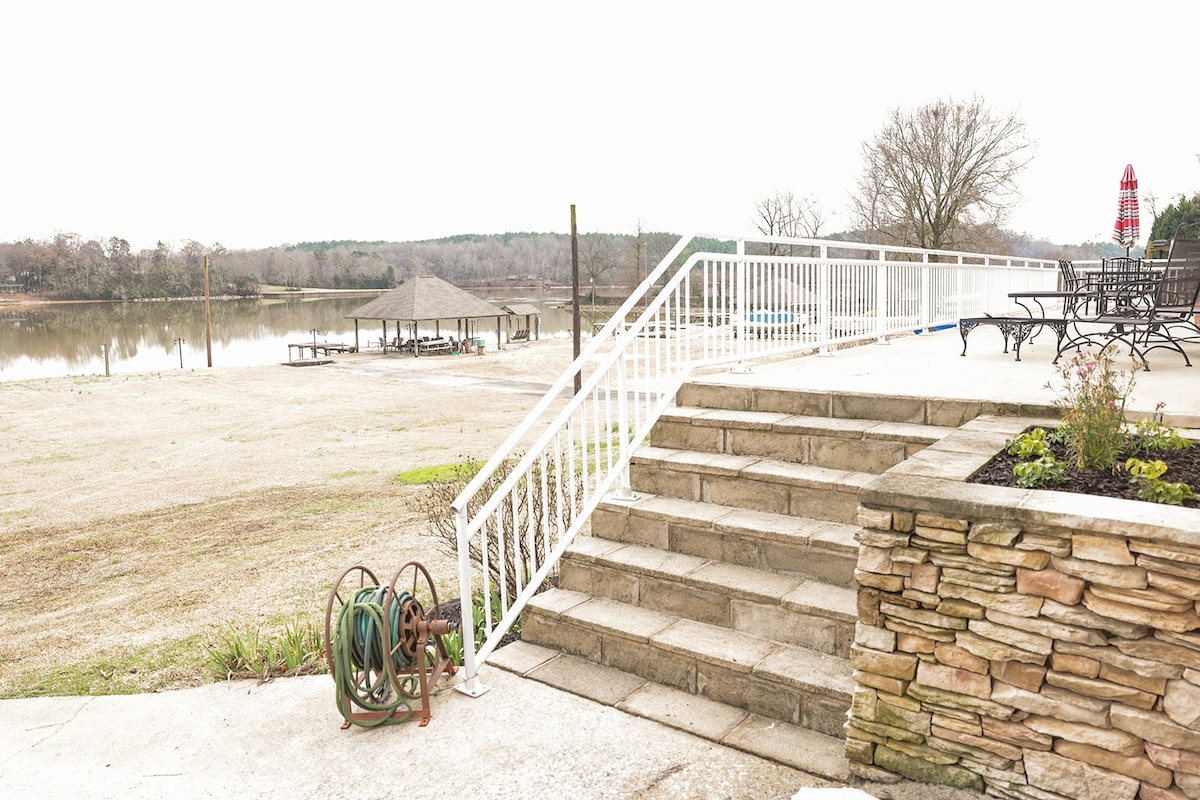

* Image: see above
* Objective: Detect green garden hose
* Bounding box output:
[331,585,417,727]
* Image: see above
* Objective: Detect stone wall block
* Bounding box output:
[1083,591,1200,634]
[967,521,1022,546]
[1040,597,1152,639]
[1050,651,1101,679]
[1111,704,1200,752]
[1051,555,1148,589]
[934,642,990,674]
[857,545,894,574]
[1015,530,1072,556]
[850,645,918,680]
[1051,740,1173,788]
[909,561,940,593]
[1149,571,1200,601]
[940,581,1044,616]
[990,682,1110,727]
[907,682,1014,720]
[1071,532,1136,566]
[990,660,1047,693]
[875,697,932,735]
[854,621,896,653]
[915,512,969,532]
[935,598,985,621]
[1139,784,1192,800]
[856,528,910,548]
[1128,539,1200,566]
[1023,714,1144,756]
[1044,670,1156,710]
[1016,567,1086,605]
[853,668,909,697]
[882,600,968,632]
[1089,583,1197,614]
[931,723,1023,761]
[857,507,894,531]
[986,607,1107,646]
[968,618,1054,655]
[914,525,968,546]
[957,629,1048,666]
[981,717,1054,751]
[872,745,985,792]
[1023,749,1140,800]
[892,510,916,533]
[1164,679,1200,728]
[917,660,992,699]
[968,540,1051,570]
[1145,741,1200,776]
[855,569,905,592]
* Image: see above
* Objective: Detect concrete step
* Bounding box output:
[653,406,954,473]
[561,535,857,657]
[628,446,873,525]
[589,493,859,587]
[488,641,852,782]
[674,381,987,428]
[521,588,855,739]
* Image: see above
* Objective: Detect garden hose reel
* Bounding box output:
[322,561,457,729]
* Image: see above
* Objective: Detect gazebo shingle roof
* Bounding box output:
[346,275,505,322]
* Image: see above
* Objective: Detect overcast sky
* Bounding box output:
[3,1,1197,253]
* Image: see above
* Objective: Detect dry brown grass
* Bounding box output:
[0,340,574,697]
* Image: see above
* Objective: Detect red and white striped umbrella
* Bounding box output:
[1112,163,1140,254]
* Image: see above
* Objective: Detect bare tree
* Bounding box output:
[754,190,828,254]
[851,96,1033,252]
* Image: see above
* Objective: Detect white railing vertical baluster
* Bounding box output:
[613,349,634,500]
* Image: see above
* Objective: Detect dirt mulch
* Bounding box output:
[970,436,1200,508]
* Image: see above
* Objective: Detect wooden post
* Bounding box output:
[571,204,581,395]
[204,256,213,367]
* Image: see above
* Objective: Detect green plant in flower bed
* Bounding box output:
[1125,458,1200,505]
[988,346,1198,505]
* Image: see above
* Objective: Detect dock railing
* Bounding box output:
[450,233,1058,695]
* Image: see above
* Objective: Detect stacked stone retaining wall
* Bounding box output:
[847,417,1200,800]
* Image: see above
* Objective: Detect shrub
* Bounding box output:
[1049,346,1135,470]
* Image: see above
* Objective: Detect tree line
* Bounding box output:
[8,98,1196,302]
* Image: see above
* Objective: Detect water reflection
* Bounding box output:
[0,290,580,382]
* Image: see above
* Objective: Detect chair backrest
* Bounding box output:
[1057,259,1079,291]
[1155,232,1200,312]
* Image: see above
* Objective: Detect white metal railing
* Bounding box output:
[450,233,1058,695]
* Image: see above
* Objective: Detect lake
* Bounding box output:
[0,289,585,382]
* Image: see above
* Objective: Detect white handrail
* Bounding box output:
[450,233,1058,696]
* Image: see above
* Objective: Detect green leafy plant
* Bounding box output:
[1130,402,1194,454]
[437,589,516,667]
[1125,458,1200,505]
[1006,428,1052,459]
[1011,453,1066,488]
[206,620,326,681]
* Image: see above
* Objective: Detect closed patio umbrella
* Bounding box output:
[1112,163,1140,256]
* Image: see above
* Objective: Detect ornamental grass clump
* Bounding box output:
[1050,346,1136,470]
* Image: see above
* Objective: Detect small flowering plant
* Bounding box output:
[1050,347,1136,470]
[1001,345,1197,504]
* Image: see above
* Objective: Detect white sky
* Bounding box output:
[2,1,1197,252]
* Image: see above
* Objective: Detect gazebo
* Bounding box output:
[501,302,542,342]
[346,275,507,356]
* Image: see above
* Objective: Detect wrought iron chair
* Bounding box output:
[1054,227,1200,370]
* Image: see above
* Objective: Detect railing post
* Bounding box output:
[730,240,751,373]
[454,505,489,697]
[611,349,638,501]
[875,255,889,345]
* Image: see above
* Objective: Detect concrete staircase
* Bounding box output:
[490,379,958,780]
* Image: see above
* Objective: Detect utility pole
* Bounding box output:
[571,205,581,395]
[204,255,213,367]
